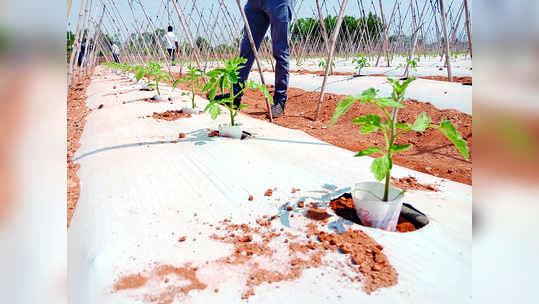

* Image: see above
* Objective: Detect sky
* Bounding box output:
[67,0,471,44]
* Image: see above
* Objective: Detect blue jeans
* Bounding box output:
[167,48,175,62]
[233,0,292,107]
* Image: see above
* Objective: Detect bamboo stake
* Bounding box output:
[315,0,333,75]
[86,4,105,74]
[235,0,273,122]
[128,0,152,61]
[171,0,202,69]
[378,0,390,67]
[67,0,87,88]
[463,0,472,59]
[405,0,429,78]
[314,0,350,121]
[439,0,453,82]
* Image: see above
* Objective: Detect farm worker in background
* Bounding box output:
[214,0,292,118]
[77,38,86,67]
[111,42,120,64]
[165,25,179,64]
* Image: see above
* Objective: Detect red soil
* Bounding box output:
[67,75,92,227]
[152,110,191,121]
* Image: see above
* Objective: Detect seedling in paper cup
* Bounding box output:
[330,78,469,230]
[330,77,469,202]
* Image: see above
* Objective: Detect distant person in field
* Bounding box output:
[77,38,86,67]
[165,25,179,64]
[111,42,120,64]
[214,0,292,117]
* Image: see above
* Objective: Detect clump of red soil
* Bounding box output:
[264,189,273,196]
[317,229,398,293]
[248,195,254,201]
[208,130,220,137]
[207,209,399,299]
[152,110,191,121]
[113,274,148,291]
[329,194,418,233]
[391,176,438,192]
[143,97,160,103]
[305,208,331,221]
[113,264,207,304]
[67,75,92,227]
[178,133,186,139]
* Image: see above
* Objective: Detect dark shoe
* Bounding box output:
[268,103,285,118]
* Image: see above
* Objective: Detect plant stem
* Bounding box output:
[229,104,235,126]
[156,79,160,96]
[191,79,196,109]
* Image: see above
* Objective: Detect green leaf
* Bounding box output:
[351,114,382,127]
[376,97,405,108]
[172,79,180,88]
[371,156,391,181]
[329,95,359,127]
[396,123,410,130]
[354,146,382,157]
[361,124,380,134]
[238,104,249,109]
[438,118,470,160]
[207,104,220,120]
[135,70,145,81]
[411,112,431,131]
[390,144,412,153]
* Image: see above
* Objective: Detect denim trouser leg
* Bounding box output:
[234,0,291,107]
[267,0,292,107]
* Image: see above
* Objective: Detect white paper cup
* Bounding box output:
[218,124,243,139]
[352,182,404,232]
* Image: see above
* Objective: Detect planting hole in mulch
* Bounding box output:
[152,110,191,121]
[329,193,429,233]
[207,130,252,140]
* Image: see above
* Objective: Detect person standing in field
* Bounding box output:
[214,0,293,118]
[111,42,120,64]
[165,25,179,64]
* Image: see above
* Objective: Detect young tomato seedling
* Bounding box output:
[203,56,272,126]
[179,65,203,109]
[330,78,469,202]
[135,61,174,97]
[351,54,370,76]
[318,58,335,70]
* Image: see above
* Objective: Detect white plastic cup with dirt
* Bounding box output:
[218,124,242,139]
[152,94,169,101]
[351,181,404,232]
[182,105,202,115]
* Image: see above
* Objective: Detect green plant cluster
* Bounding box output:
[101,56,272,126]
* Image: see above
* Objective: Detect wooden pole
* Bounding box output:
[378,0,390,67]
[405,0,429,77]
[170,0,203,69]
[235,0,273,122]
[314,0,350,121]
[315,0,332,75]
[439,0,453,82]
[463,0,472,59]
